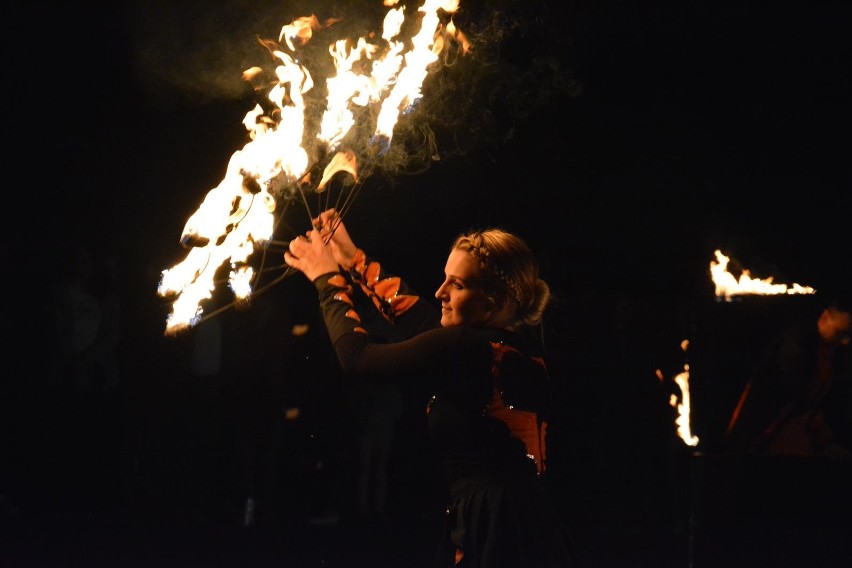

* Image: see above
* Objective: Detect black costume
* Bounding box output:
[313,249,574,567]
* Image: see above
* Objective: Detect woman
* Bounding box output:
[285,209,575,567]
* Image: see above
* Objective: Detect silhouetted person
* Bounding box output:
[46,243,124,513]
[50,244,121,395]
[725,295,852,460]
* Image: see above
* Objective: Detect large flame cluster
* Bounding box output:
[157,0,468,335]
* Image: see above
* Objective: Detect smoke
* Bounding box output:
[128,0,399,104]
[405,1,581,163]
[127,0,327,103]
[126,0,579,180]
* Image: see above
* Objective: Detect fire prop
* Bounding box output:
[157,0,469,335]
[657,340,699,447]
[710,249,815,302]
[656,250,817,447]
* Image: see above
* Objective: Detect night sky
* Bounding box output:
[6,0,852,560]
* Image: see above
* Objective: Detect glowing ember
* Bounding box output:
[157,0,468,335]
[656,339,699,447]
[710,249,816,302]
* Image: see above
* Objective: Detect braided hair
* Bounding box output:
[451,229,550,327]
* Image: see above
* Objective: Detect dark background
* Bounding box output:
[5,1,852,566]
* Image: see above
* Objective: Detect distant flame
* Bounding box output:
[157,0,467,335]
[657,339,699,447]
[710,249,815,302]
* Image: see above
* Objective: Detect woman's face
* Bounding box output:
[435,248,493,328]
[818,307,851,344]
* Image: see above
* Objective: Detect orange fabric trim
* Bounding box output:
[333,292,354,307]
[365,260,381,284]
[374,277,401,301]
[488,392,545,475]
[389,294,419,315]
[488,341,548,475]
[349,249,366,271]
[328,274,348,287]
[345,309,361,323]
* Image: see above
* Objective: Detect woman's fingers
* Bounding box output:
[286,233,321,260]
[313,208,339,232]
[284,235,307,267]
[285,230,339,280]
[283,250,296,267]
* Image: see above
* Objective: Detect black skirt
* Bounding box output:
[433,478,575,568]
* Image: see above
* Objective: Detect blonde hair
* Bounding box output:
[451,229,550,327]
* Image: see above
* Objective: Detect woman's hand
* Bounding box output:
[314,209,358,269]
[283,228,340,282]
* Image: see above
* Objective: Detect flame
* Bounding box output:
[317,150,359,192]
[710,249,816,302]
[656,339,699,447]
[158,0,466,335]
